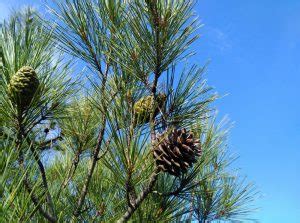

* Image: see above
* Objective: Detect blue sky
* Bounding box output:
[1,0,300,222]
[195,1,300,222]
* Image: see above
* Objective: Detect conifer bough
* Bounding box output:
[8,66,39,110]
[154,128,201,176]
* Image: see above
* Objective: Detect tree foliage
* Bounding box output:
[0,1,258,222]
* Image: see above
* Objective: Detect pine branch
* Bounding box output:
[58,136,110,200]
[117,169,159,223]
[23,179,57,223]
[119,2,163,221]
[78,22,104,77]
[46,1,113,218]
[20,125,57,222]
[28,140,57,220]
[18,142,57,223]
[72,56,110,218]
[60,150,81,189]
[73,116,106,217]
[14,105,57,222]
[38,135,63,150]
[149,0,163,141]
[125,171,137,208]
[14,102,57,222]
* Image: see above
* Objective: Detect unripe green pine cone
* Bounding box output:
[133,93,166,125]
[8,66,39,110]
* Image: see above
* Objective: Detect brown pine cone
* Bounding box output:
[153,128,201,176]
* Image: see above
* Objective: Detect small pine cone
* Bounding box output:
[153,128,201,176]
[8,66,39,110]
[133,93,166,126]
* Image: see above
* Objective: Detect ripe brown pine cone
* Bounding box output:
[153,128,201,176]
[8,66,39,111]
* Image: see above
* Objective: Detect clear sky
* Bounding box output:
[1,0,300,222]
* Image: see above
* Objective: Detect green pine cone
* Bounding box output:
[8,66,39,110]
[133,93,166,125]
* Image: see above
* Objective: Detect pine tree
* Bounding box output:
[0,1,258,222]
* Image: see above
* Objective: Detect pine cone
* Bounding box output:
[153,128,201,176]
[8,66,39,110]
[133,93,166,126]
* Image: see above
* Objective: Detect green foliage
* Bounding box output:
[59,97,99,153]
[0,9,76,136]
[0,1,259,223]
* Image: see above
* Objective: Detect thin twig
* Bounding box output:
[73,116,107,217]
[117,169,159,223]
[125,170,137,208]
[39,135,63,150]
[26,138,57,221]
[23,179,57,223]
[79,25,104,77]
[55,149,81,201]
[72,21,111,216]
[18,146,57,223]
[16,111,57,222]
